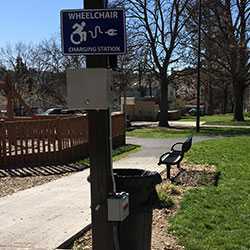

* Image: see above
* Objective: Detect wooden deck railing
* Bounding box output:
[0,113,125,168]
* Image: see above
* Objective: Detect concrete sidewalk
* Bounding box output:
[0,136,209,250]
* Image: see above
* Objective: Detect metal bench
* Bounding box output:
[158,136,193,180]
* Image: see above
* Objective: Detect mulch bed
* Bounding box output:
[71,162,218,250]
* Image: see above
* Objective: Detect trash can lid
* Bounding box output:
[113,168,162,186]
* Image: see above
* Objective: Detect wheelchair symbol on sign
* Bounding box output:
[70,21,87,45]
[70,21,118,45]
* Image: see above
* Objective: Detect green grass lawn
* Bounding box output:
[180,113,250,126]
[169,137,250,250]
[127,127,250,138]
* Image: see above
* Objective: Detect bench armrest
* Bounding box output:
[171,142,184,151]
[158,152,171,165]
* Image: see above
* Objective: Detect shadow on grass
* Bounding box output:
[198,127,250,136]
[128,125,250,138]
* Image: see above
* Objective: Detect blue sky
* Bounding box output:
[0,0,83,47]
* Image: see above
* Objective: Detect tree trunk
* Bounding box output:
[123,84,128,131]
[207,81,214,115]
[138,68,144,97]
[233,83,245,121]
[159,76,169,127]
[149,81,152,98]
[222,85,228,114]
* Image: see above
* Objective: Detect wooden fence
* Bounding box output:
[0,113,125,169]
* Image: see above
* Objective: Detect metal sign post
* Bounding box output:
[85,1,115,250]
[196,0,202,133]
[61,0,126,248]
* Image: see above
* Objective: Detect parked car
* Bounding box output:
[61,109,85,116]
[40,108,63,115]
[188,107,205,116]
[38,108,85,116]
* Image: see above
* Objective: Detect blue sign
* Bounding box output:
[61,9,126,55]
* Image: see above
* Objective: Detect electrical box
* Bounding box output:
[67,68,113,110]
[107,192,129,222]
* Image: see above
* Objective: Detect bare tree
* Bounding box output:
[186,0,250,120]
[0,43,39,113]
[0,42,35,70]
[215,0,250,120]
[122,0,190,127]
[116,28,146,119]
[0,38,86,110]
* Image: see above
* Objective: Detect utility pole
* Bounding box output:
[84,1,115,250]
[196,0,202,133]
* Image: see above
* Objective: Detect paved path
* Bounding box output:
[0,136,211,250]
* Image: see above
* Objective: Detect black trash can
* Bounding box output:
[113,168,162,250]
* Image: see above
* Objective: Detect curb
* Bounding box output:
[56,224,91,250]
